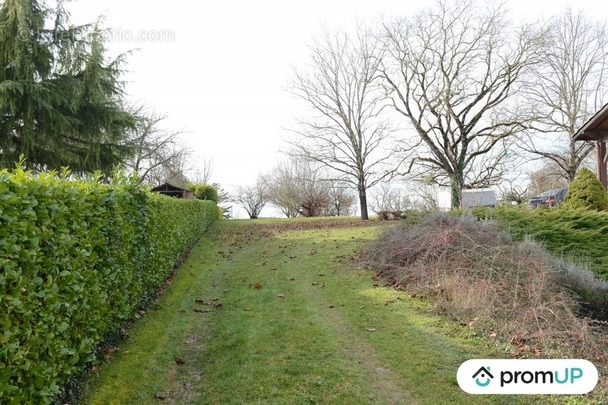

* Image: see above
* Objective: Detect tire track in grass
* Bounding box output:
[309,290,416,405]
[272,228,416,404]
[185,229,405,404]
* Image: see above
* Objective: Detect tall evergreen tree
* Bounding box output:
[0,0,135,172]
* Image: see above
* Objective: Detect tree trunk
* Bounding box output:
[359,187,369,220]
[450,174,464,209]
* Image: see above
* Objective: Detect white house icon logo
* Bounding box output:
[472,366,494,387]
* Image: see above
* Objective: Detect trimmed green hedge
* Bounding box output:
[0,167,217,404]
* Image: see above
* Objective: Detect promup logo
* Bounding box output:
[457,359,598,394]
[472,366,493,387]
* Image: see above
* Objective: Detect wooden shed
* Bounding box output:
[151,182,195,199]
[574,103,608,188]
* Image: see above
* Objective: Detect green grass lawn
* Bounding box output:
[81,219,541,404]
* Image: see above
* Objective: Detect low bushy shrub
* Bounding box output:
[189,183,219,203]
[361,214,607,362]
[0,167,216,404]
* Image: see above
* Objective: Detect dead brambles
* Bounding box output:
[376,210,407,221]
[361,214,608,371]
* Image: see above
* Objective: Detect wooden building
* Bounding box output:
[151,182,195,199]
[574,103,608,188]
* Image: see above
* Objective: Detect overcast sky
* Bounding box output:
[68,0,607,216]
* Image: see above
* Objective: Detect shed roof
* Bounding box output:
[151,182,190,192]
[574,103,608,141]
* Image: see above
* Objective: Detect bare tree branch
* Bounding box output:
[123,105,191,186]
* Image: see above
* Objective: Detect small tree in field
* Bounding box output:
[325,182,356,216]
[235,179,266,219]
[562,168,608,211]
[264,159,355,217]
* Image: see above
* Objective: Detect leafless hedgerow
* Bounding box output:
[361,214,608,369]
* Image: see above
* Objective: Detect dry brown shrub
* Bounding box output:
[362,213,608,366]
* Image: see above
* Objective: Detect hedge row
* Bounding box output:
[0,168,217,404]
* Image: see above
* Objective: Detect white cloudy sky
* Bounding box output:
[68,0,606,216]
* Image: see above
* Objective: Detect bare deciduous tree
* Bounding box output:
[263,159,307,218]
[125,106,191,186]
[289,27,399,220]
[497,179,528,205]
[380,0,543,208]
[263,158,356,217]
[234,179,267,219]
[527,161,570,197]
[369,182,407,213]
[522,9,608,182]
[325,182,356,216]
[191,156,215,185]
[405,182,441,211]
[294,164,331,217]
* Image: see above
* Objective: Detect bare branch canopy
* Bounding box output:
[379,0,544,208]
[288,25,401,219]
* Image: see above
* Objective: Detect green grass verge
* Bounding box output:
[81,219,542,404]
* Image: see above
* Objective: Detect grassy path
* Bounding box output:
[82,219,530,404]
